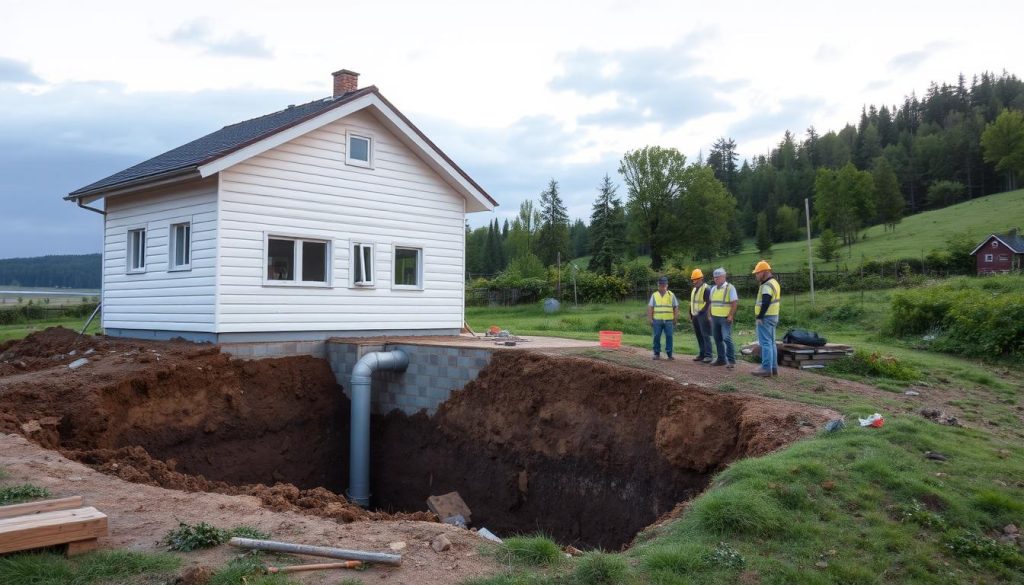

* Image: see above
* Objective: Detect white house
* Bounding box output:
[67,69,496,345]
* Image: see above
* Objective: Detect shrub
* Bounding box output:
[828,350,921,381]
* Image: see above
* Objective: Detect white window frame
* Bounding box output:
[984,254,993,262]
[168,220,192,272]
[126,227,147,274]
[262,233,332,287]
[345,130,374,169]
[351,242,376,287]
[392,245,424,291]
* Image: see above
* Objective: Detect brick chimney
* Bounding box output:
[332,69,359,97]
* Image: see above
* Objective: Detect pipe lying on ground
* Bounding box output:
[228,537,402,566]
[267,561,363,573]
[347,349,409,507]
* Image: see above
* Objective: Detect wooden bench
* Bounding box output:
[0,497,108,555]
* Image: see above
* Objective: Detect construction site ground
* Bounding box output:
[1,327,1004,584]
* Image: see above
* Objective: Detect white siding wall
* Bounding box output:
[102,179,218,331]
[217,110,467,333]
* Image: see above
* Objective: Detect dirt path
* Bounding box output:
[0,433,501,584]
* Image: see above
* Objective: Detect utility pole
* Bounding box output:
[805,198,815,304]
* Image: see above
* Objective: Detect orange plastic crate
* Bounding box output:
[598,330,622,349]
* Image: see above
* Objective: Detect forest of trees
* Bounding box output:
[466,71,1024,276]
[0,254,101,289]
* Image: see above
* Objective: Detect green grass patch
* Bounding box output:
[162,521,269,552]
[209,555,296,585]
[572,552,631,585]
[496,535,563,566]
[0,550,180,585]
[0,483,51,505]
[0,316,101,343]
[826,350,921,382]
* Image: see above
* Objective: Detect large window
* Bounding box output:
[346,131,373,168]
[169,222,191,271]
[393,247,422,289]
[352,243,375,286]
[127,228,146,273]
[266,236,330,285]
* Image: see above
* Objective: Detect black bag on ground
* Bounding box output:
[782,329,827,347]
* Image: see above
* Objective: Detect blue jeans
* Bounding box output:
[652,319,674,356]
[711,316,735,364]
[757,315,779,371]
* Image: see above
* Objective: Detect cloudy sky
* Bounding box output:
[0,0,1019,258]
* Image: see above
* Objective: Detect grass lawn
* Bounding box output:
[467,281,1024,584]
[0,315,100,344]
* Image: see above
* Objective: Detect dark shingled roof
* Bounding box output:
[68,89,371,198]
[997,233,1024,253]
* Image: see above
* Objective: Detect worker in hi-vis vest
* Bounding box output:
[751,260,781,377]
[647,275,679,360]
[688,269,713,363]
[708,267,738,368]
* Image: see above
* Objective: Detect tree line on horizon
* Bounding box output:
[466,70,1024,277]
[0,254,101,289]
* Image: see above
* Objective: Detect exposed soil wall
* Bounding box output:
[1,328,833,549]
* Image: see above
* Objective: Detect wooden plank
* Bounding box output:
[66,538,99,556]
[0,497,83,520]
[0,507,108,555]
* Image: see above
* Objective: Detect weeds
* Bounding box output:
[828,350,921,381]
[894,500,948,530]
[572,552,630,585]
[0,550,180,585]
[0,483,50,505]
[496,535,563,566]
[209,555,294,585]
[943,531,1024,567]
[162,521,270,552]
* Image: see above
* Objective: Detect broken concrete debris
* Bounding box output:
[442,515,467,529]
[476,527,502,544]
[68,358,89,370]
[427,491,472,525]
[430,534,452,552]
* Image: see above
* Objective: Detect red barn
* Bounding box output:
[971,231,1024,274]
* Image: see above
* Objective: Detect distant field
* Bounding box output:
[0,287,100,307]
[572,189,1024,273]
[715,189,1024,273]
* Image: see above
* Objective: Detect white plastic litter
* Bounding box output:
[68,358,90,370]
[477,528,502,544]
[858,413,884,427]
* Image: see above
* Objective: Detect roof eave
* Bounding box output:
[65,167,201,203]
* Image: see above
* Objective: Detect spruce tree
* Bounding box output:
[536,179,570,266]
[588,175,625,274]
[756,211,772,254]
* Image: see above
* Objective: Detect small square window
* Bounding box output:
[352,243,375,286]
[346,132,372,168]
[169,222,191,271]
[984,254,993,262]
[127,228,146,273]
[394,247,422,288]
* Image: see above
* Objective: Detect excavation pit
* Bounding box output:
[0,328,833,550]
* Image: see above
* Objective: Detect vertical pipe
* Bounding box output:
[347,350,408,507]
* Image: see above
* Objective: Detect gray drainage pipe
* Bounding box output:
[346,349,409,507]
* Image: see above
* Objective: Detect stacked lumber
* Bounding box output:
[0,496,108,555]
[779,343,853,370]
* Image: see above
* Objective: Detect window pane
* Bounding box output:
[395,248,419,286]
[140,231,145,268]
[183,224,190,265]
[363,245,373,281]
[302,241,327,282]
[267,239,295,280]
[353,244,363,282]
[349,136,369,162]
[173,224,189,267]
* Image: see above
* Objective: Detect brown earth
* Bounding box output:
[1,328,838,578]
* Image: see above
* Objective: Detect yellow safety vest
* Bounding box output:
[651,291,676,320]
[710,284,736,317]
[690,283,708,317]
[755,278,781,317]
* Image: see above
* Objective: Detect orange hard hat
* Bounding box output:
[752,260,772,274]
[690,268,704,280]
